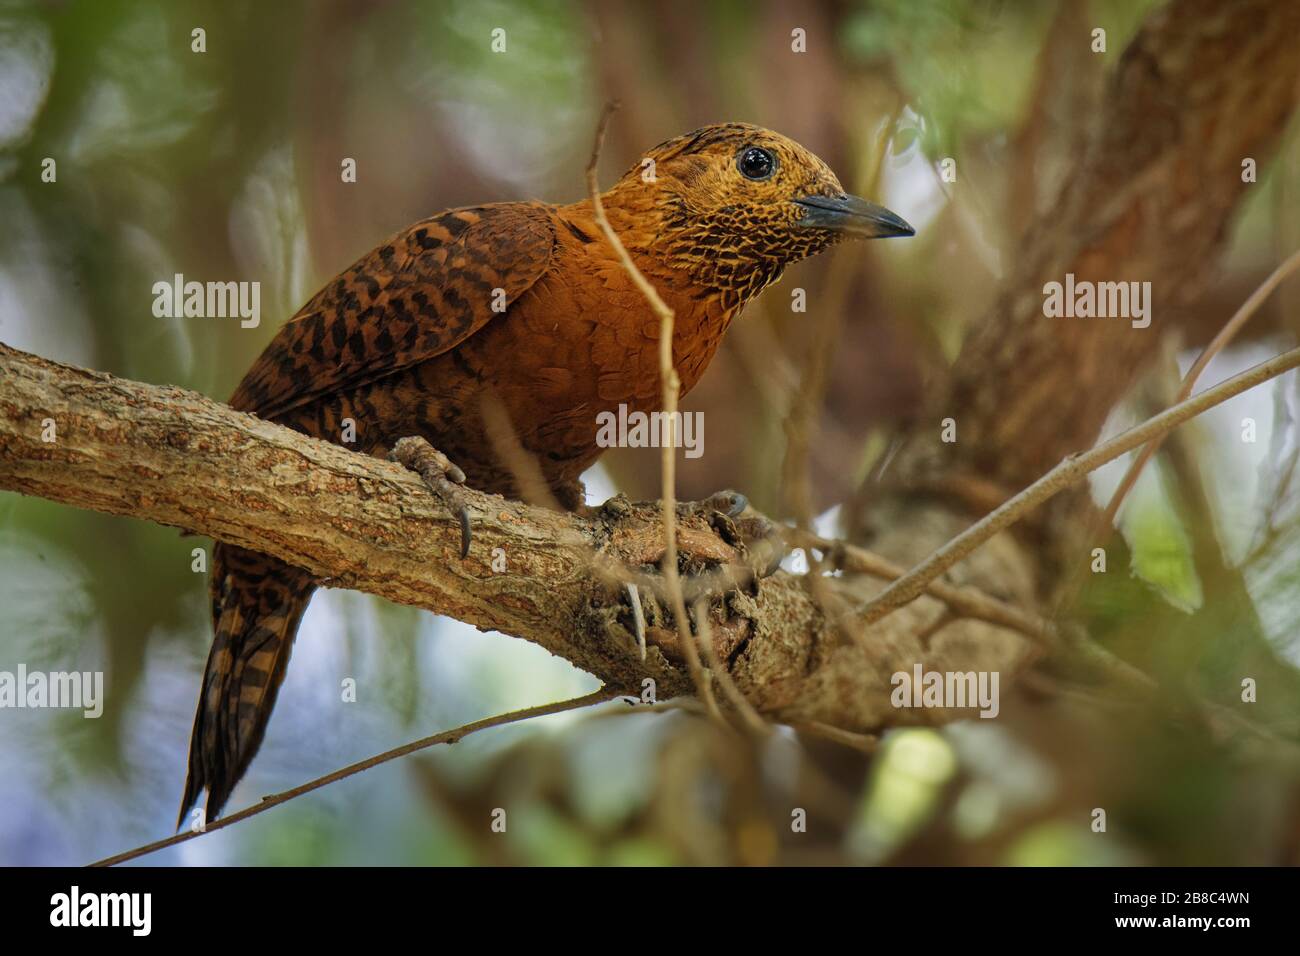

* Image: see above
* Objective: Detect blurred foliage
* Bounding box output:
[1,0,1299,866]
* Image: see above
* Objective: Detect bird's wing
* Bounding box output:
[231,201,557,419]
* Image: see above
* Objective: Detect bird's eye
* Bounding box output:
[737,146,776,181]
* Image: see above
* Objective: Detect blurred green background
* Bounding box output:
[2,0,1300,866]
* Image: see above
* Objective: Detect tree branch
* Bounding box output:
[0,342,1057,732]
[6,336,1295,735]
[0,342,694,694]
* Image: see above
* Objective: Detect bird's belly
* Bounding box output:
[436,317,659,490]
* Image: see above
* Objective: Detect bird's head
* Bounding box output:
[603,122,913,298]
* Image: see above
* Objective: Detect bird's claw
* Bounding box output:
[596,490,779,666]
[704,506,784,580]
[625,582,647,661]
[389,436,472,558]
[614,574,751,668]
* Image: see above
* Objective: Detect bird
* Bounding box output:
[178,121,914,825]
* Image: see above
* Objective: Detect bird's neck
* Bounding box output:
[570,194,789,306]
[559,195,756,398]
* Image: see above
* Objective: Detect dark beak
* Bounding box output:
[794,194,915,239]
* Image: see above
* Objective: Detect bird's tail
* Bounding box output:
[178,543,316,828]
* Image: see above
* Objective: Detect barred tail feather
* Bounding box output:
[178,543,315,828]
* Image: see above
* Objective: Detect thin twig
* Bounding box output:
[781,111,899,630]
[790,721,880,754]
[584,102,719,721]
[1099,249,1300,529]
[789,528,1058,646]
[789,528,1156,694]
[479,390,563,511]
[88,687,619,867]
[858,345,1300,628]
[692,598,771,737]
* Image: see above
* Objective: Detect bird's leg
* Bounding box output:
[389,436,472,559]
[551,476,591,514]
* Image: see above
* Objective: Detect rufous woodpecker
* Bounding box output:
[179,122,913,824]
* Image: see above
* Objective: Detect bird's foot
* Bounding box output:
[616,556,757,669]
[595,490,784,581]
[690,488,749,520]
[688,490,784,579]
[593,491,785,665]
[389,436,472,558]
